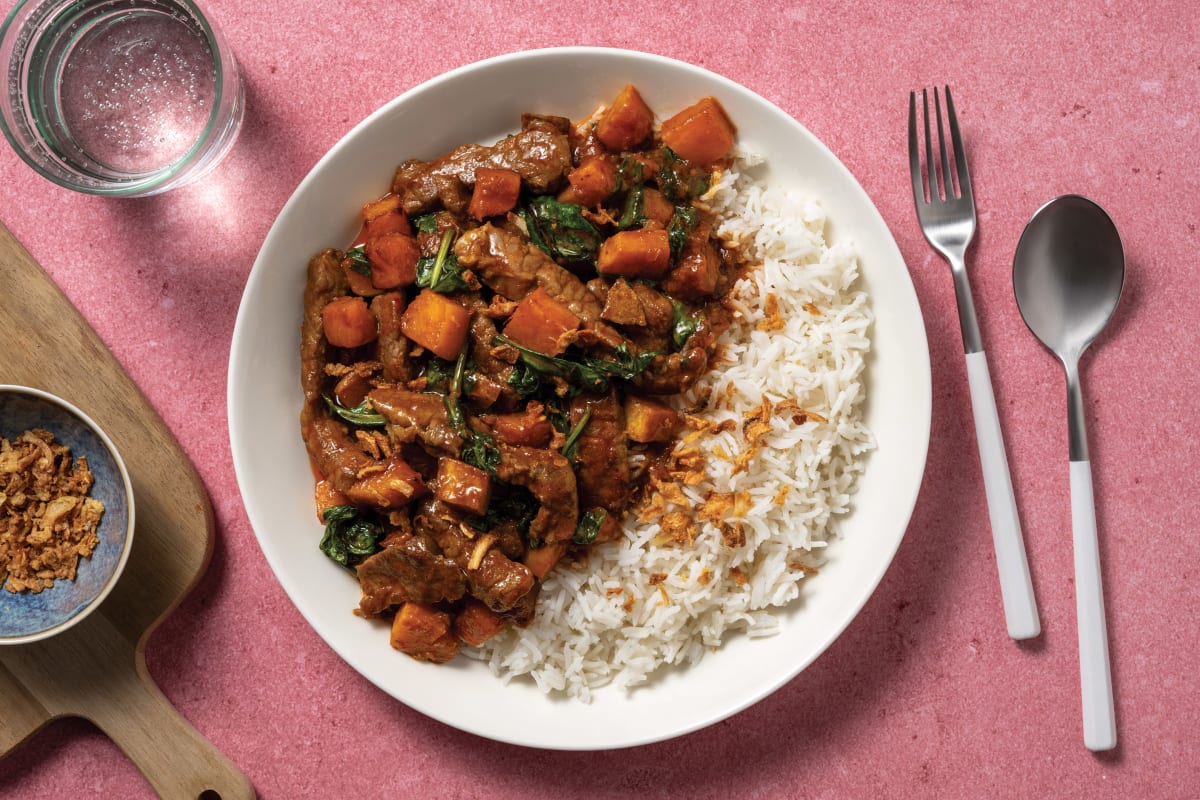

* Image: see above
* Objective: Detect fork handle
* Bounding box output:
[965,350,1041,640]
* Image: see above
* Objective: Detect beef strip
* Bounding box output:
[300,249,377,493]
[414,500,535,613]
[455,223,603,320]
[456,223,625,351]
[600,278,646,327]
[494,443,578,544]
[633,321,716,394]
[368,386,463,457]
[371,292,410,381]
[569,389,631,514]
[356,533,466,616]
[467,309,521,410]
[391,116,571,216]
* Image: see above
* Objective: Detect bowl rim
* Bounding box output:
[0,384,136,645]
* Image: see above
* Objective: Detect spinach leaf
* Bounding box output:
[543,397,571,434]
[493,335,659,394]
[616,156,644,194]
[658,147,710,202]
[658,147,685,202]
[667,205,699,259]
[506,360,542,396]
[670,299,700,350]
[461,430,500,476]
[616,185,645,230]
[423,358,453,393]
[323,395,386,427]
[468,484,539,536]
[561,406,592,463]
[437,345,498,475]
[572,508,607,545]
[416,229,467,293]
[319,505,383,569]
[412,212,439,234]
[344,245,371,277]
[520,197,601,264]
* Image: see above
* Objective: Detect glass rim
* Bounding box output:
[0,0,242,197]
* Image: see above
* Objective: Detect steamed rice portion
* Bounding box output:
[470,155,875,699]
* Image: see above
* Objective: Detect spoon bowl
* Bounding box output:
[1014,195,1124,363]
[1013,194,1124,752]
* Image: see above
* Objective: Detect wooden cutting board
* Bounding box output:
[0,221,253,799]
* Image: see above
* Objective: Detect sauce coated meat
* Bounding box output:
[301,85,741,663]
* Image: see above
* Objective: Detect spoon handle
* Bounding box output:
[964,350,1040,639]
[1070,459,1117,751]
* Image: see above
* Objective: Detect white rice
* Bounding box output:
[469,154,875,700]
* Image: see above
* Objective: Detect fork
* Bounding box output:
[908,87,1040,640]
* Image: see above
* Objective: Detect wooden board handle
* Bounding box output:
[90,659,255,800]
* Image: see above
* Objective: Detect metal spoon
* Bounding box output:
[1013,194,1123,752]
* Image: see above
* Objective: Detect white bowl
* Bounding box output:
[229,47,930,749]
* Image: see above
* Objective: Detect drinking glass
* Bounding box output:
[1,0,244,196]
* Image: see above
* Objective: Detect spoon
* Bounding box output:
[1013,194,1124,752]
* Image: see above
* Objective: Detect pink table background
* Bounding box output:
[2,0,1198,797]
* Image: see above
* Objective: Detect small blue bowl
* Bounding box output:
[0,386,134,644]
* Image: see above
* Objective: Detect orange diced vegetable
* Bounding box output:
[364,210,411,240]
[596,85,654,151]
[390,602,460,663]
[351,196,410,247]
[501,287,582,355]
[524,540,568,580]
[361,193,403,222]
[558,157,617,206]
[453,599,507,646]
[487,405,553,447]
[660,96,736,165]
[399,289,471,360]
[596,229,672,279]
[641,188,675,226]
[436,457,492,516]
[468,167,522,220]
[322,296,378,348]
[624,395,680,443]
[313,478,348,523]
[365,232,420,289]
[345,456,427,508]
[661,233,721,299]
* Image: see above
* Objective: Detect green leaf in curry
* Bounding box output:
[416,228,467,293]
[319,505,384,569]
[344,245,371,277]
[670,298,700,350]
[460,430,500,476]
[493,335,659,395]
[412,212,440,235]
[616,185,645,230]
[519,196,602,264]
[323,395,386,427]
[667,205,699,259]
[572,508,607,545]
[561,406,592,463]
[658,146,711,202]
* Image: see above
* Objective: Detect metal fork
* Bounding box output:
[908,87,1040,640]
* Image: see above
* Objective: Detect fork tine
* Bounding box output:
[934,87,954,200]
[908,91,924,205]
[944,86,972,202]
[921,89,937,201]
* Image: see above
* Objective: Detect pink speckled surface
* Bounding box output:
[2,0,1199,797]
